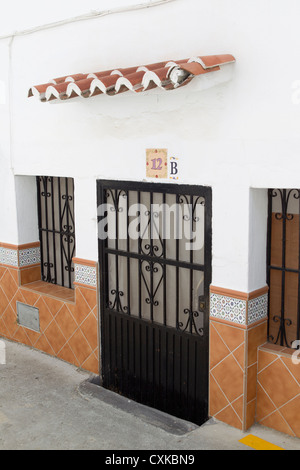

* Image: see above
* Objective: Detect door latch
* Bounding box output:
[198,295,206,312]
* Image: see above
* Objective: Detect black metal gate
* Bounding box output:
[97,180,212,426]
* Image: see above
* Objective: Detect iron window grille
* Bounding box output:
[36,176,76,289]
[267,188,300,348]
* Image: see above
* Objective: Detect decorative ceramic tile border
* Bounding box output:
[18,245,41,267]
[0,242,41,268]
[210,285,269,327]
[248,293,268,325]
[210,292,247,325]
[0,243,19,267]
[73,258,97,288]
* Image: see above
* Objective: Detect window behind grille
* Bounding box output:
[36,176,76,289]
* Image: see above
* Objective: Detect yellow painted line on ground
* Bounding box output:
[239,434,284,450]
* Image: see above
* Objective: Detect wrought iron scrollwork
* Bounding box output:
[140,209,164,258]
[40,176,52,197]
[177,309,204,336]
[42,261,55,284]
[61,182,75,278]
[268,315,293,348]
[108,259,164,313]
[271,188,300,221]
[105,188,127,212]
[178,194,205,221]
[109,289,128,314]
[141,260,163,307]
[141,241,163,258]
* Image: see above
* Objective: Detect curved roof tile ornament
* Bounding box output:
[28,54,236,102]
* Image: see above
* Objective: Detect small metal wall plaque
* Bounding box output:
[16,302,40,332]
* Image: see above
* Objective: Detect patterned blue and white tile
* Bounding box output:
[74,264,97,288]
[248,294,268,325]
[0,247,18,267]
[210,293,247,325]
[19,247,41,267]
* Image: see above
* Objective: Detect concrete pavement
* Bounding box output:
[0,338,299,450]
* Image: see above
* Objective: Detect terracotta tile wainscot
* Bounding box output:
[0,242,99,374]
[209,285,269,431]
[256,343,300,438]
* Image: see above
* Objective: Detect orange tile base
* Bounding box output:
[209,285,268,431]
[0,263,99,374]
[256,343,300,438]
[209,318,267,431]
[209,319,245,430]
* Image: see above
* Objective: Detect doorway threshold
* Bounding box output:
[78,376,199,436]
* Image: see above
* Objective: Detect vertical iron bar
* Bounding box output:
[164,331,168,409]
[204,188,212,350]
[297,190,300,343]
[120,317,124,391]
[194,340,197,414]
[58,177,64,287]
[138,191,142,319]
[163,192,167,326]
[115,190,119,311]
[267,189,273,343]
[70,178,76,285]
[190,195,194,334]
[281,189,287,346]
[179,335,182,406]
[176,194,180,330]
[108,314,112,385]
[127,190,131,315]
[171,333,175,402]
[98,182,109,382]
[152,327,155,403]
[186,337,190,413]
[44,177,51,282]
[158,329,161,401]
[51,177,57,284]
[114,312,118,387]
[145,325,149,401]
[36,177,44,281]
[150,192,154,322]
[65,177,71,288]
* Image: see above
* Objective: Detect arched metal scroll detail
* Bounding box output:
[177,309,204,336]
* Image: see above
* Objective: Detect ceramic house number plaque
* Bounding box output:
[146,149,168,179]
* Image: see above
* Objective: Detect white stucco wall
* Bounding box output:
[1,0,300,291]
[0,0,161,37]
[0,39,19,245]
